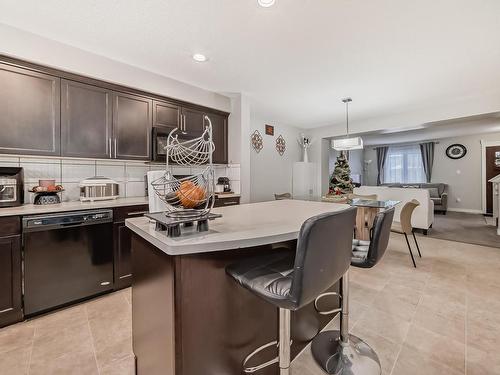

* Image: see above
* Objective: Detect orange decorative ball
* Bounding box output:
[177,181,206,208]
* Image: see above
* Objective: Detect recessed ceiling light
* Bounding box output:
[258,0,275,7]
[192,53,208,62]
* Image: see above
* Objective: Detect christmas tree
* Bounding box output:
[329,151,354,195]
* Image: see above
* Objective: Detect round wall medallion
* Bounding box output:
[446,144,467,159]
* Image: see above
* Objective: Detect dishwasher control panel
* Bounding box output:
[22,210,113,231]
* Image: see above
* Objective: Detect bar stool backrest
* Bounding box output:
[289,207,357,310]
[352,208,395,269]
[400,199,420,234]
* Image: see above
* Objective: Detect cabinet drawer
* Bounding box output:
[113,205,149,223]
[214,197,240,208]
[0,217,21,237]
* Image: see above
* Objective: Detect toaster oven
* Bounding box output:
[0,167,24,208]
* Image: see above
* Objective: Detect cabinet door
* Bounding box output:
[113,92,152,160]
[114,223,133,290]
[153,100,180,131]
[61,80,112,159]
[182,107,205,137]
[0,235,22,328]
[207,113,228,164]
[0,64,60,156]
[113,205,148,290]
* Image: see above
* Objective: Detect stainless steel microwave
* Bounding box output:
[152,126,195,162]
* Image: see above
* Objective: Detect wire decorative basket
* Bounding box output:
[151,116,216,220]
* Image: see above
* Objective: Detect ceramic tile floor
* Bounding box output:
[1,233,500,375]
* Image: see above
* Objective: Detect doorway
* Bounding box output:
[485,145,500,214]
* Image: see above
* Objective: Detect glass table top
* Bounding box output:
[348,199,401,208]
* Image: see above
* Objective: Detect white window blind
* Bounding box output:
[383,144,426,184]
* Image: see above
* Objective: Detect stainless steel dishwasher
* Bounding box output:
[23,210,114,316]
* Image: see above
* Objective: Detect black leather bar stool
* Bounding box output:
[312,207,395,375]
[226,207,357,375]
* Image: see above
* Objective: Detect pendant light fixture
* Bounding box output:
[332,97,364,151]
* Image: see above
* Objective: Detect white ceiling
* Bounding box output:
[1,0,500,128]
[341,113,500,146]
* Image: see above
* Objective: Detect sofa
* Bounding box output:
[353,186,434,234]
[381,183,448,214]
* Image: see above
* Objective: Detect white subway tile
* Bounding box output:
[126,181,148,197]
[227,166,240,180]
[172,166,191,175]
[96,163,126,181]
[61,183,81,202]
[19,157,60,164]
[21,162,61,183]
[0,156,20,166]
[126,165,149,182]
[232,181,241,194]
[62,163,96,183]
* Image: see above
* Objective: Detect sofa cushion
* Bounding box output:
[431,197,442,205]
[426,187,440,198]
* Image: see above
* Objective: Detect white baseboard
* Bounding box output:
[447,208,484,214]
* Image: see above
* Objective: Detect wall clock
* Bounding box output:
[445,144,467,159]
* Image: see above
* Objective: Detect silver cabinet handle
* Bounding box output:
[114,138,117,158]
[109,138,112,158]
[181,115,187,134]
[127,211,148,216]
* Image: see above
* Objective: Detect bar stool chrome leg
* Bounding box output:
[311,271,381,375]
[242,308,292,374]
[279,309,291,375]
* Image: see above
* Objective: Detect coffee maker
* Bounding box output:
[217,177,231,193]
[0,167,24,207]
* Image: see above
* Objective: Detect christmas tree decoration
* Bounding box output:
[329,151,354,195]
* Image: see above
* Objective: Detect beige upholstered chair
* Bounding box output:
[274,193,292,200]
[390,199,422,267]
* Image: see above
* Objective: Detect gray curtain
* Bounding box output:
[376,146,389,185]
[419,142,435,182]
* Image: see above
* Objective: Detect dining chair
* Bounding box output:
[390,199,422,267]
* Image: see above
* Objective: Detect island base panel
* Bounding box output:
[131,234,339,375]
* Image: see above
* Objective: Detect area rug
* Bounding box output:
[425,211,499,248]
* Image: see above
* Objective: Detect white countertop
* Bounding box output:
[0,197,149,217]
[125,200,348,255]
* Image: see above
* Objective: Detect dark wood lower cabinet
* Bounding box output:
[214,196,240,208]
[113,205,149,290]
[0,235,22,328]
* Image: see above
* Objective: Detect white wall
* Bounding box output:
[0,24,231,112]
[363,131,500,212]
[250,119,304,202]
[228,94,251,203]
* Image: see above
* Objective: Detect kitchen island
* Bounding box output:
[126,200,348,375]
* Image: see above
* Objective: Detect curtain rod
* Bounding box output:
[371,140,439,150]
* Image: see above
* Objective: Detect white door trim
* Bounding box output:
[481,140,500,213]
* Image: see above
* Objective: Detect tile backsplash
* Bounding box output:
[0,155,241,203]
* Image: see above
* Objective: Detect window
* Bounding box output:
[383,144,426,184]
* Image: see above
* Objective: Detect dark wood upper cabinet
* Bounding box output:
[153,100,180,131]
[207,113,228,164]
[0,64,60,156]
[61,80,113,159]
[182,107,205,137]
[113,92,152,161]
